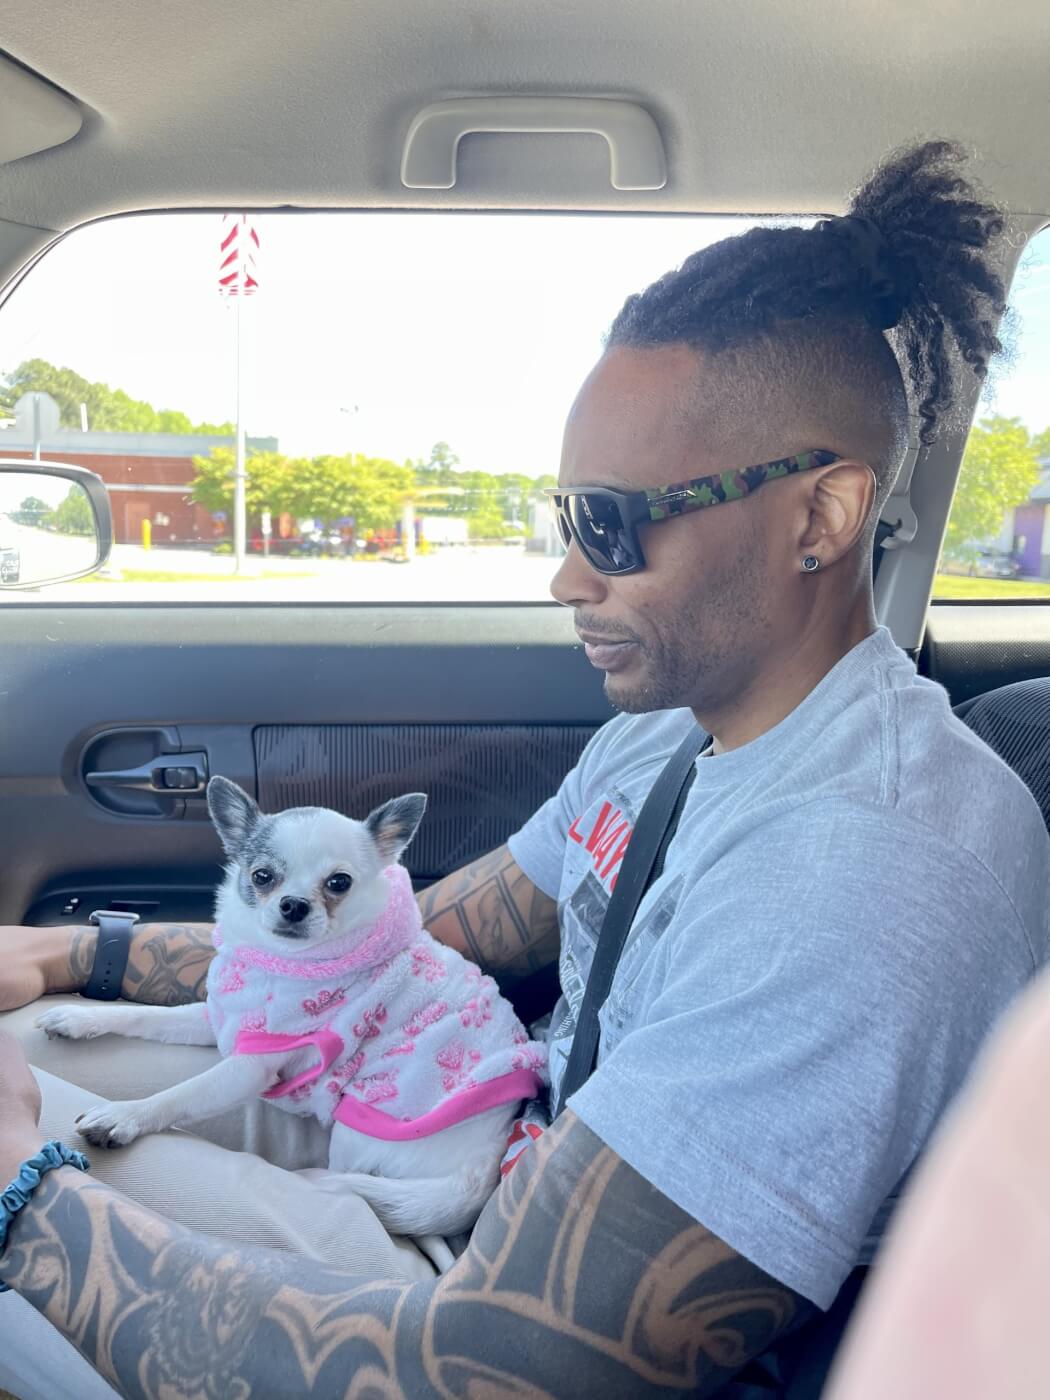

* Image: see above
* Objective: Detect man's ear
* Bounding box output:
[365,793,427,864]
[799,460,878,565]
[207,776,261,857]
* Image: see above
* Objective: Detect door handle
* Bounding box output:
[85,752,209,796]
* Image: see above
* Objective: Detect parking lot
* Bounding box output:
[3,540,565,602]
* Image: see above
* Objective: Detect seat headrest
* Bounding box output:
[956,678,1050,834]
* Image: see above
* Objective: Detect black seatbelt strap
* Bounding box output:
[554,725,706,1118]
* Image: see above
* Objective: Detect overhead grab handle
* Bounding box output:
[400,97,667,192]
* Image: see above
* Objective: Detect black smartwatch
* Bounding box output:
[82,910,140,1001]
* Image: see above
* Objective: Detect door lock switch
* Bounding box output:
[162,766,199,790]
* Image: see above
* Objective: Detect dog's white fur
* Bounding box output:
[37,779,529,1264]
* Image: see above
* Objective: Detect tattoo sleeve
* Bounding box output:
[1,1111,809,1398]
[67,923,216,1006]
[418,844,560,982]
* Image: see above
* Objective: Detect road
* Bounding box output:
[3,542,565,603]
[0,520,100,588]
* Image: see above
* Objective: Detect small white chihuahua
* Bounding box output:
[37,777,547,1254]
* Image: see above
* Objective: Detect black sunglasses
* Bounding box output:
[545,449,841,575]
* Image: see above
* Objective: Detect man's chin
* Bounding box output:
[603,673,673,715]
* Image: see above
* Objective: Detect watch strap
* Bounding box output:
[82,912,139,1001]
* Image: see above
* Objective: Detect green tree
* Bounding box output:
[51,487,95,535]
[0,359,235,436]
[190,448,296,518]
[410,447,556,539]
[942,416,1042,564]
[11,496,52,528]
[466,503,510,539]
[415,441,461,489]
[289,455,414,533]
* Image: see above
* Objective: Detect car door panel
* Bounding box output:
[0,604,611,927]
[7,599,1050,938]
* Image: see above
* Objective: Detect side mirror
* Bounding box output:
[0,459,113,590]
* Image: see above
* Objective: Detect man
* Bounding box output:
[0,139,1046,1398]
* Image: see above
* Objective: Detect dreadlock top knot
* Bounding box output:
[607,140,1009,448]
[818,214,908,331]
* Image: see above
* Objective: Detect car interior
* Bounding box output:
[1,0,1049,1390]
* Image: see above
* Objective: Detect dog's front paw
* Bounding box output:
[36,1005,110,1041]
[75,1101,150,1149]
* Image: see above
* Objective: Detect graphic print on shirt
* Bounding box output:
[566,788,637,894]
[550,787,685,1109]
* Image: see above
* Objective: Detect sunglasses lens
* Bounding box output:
[567,493,637,573]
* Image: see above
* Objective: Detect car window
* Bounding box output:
[0,211,789,604]
[934,225,1050,600]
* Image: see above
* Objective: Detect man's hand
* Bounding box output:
[0,1106,811,1398]
[0,1028,46,1180]
[0,924,85,1013]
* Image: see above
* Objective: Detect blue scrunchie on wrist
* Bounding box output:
[0,1140,91,1292]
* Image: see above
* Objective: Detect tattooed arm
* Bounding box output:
[0,920,216,1010]
[418,843,560,981]
[0,843,550,1012]
[0,1106,810,1399]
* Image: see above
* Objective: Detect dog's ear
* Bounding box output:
[207,776,261,857]
[365,793,427,864]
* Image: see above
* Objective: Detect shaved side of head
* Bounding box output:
[672,317,910,529]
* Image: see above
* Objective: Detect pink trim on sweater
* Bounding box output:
[213,866,419,979]
[235,1028,345,1098]
[333,1068,543,1141]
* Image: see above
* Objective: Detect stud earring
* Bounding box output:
[802,555,821,573]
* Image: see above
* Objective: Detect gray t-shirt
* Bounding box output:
[508,627,1049,1308]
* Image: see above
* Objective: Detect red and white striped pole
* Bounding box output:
[218,215,260,572]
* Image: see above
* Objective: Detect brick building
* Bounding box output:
[1,392,277,546]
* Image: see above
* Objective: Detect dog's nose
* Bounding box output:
[279,896,311,924]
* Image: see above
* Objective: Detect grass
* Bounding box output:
[76,569,313,584]
[932,573,1050,600]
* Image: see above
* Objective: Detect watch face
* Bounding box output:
[89,910,140,925]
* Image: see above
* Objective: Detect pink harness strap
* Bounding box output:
[234,1033,543,1139]
[235,1028,345,1099]
[333,1068,542,1141]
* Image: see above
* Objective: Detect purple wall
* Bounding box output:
[1013,503,1045,577]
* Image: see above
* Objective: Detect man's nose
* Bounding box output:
[550,538,608,608]
[279,896,311,924]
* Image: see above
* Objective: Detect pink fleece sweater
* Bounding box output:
[205,865,546,1140]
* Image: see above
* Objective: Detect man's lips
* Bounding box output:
[575,630,639,672]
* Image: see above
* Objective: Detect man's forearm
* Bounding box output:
[1,1161,425,1399]
[61,923,216,1006]
[47,844,555,1007]
[0,1112,802,1399]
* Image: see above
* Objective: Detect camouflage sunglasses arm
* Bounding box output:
[644,449,840,522]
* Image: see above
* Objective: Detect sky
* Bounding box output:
[0,211,1046,477]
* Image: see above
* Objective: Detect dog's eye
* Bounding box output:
[325,872,353,895]
[251,869,274,889]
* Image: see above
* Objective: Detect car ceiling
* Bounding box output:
[1,0,1049,235]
